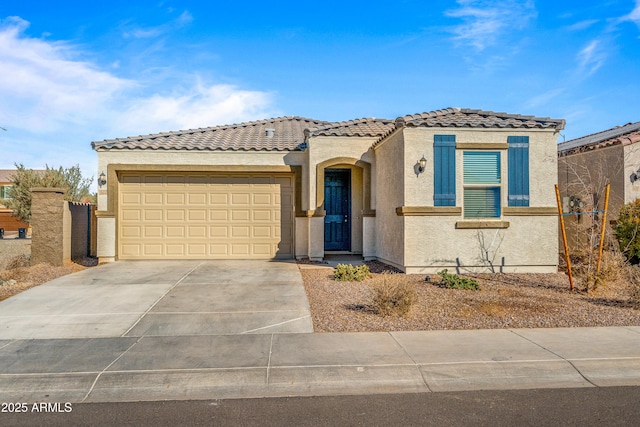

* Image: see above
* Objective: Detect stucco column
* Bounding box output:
[30,188,71,266]
[95,211,116,263]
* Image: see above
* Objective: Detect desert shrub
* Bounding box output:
[437,269,479,290]
[568,247,628,292]
[614,199,640,262]
[626,265,640,310]
[5,254,30,270]
[334,263,370,281]
[371,273,416,316]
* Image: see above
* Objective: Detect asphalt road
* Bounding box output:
[3,387,640,426]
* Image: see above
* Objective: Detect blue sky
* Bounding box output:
[1,1,639,185]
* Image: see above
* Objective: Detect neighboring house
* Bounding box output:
[92,107,564,273]
[0,169,29,232]
[557,122,640,243]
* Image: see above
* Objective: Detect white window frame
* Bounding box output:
[463,151,502,219]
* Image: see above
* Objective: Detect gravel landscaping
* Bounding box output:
[0,238,96,302]
[300,261,640,332]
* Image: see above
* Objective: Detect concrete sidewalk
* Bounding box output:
[1,326,640,403]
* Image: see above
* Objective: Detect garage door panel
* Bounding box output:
[166,210,185,221]
[144,193,163,204]
[119,173,293,260]
[121,226,141,238]
[209,210,228,221]
[121,209,141,221]
[122,193,141,204]
[210,193,228,204]
[209,226,228,238]
[231,210,250,221]
[144,226,163,238]
[188,193,207,204]
[143,244,163,256]
[253,210,271,221]
[231,193,250,205]
[166,193,185,205]
[144,210,163,221]
[121,244,141,256]
[166,244,185,256]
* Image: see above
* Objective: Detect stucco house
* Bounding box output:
[92,107,564,273]
[558,121,640,220]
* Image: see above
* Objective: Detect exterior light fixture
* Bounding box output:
[418,156,427,173]
[632,168,640,183]
[98,172,107,187]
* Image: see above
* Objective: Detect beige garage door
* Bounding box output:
[118,173,294,259]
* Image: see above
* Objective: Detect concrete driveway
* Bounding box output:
[0,260,313,339]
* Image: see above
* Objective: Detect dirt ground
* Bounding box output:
[301,261,640,332]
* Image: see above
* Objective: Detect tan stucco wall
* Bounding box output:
[383,127,559,272]
[623,143,640,205]
[373,130,405,267]
[306,136,376,211]
[30,188,70,267]
[403,215,558,273]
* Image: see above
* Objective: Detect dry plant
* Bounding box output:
[626,265,640,309]
[559,144,631,292]
[5,254,30,270]
[371,273,416,317]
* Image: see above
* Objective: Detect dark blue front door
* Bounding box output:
[324,169,351,251]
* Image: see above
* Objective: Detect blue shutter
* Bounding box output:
[508,136,530,206]
[434,135,456,206]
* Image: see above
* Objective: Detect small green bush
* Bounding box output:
[437,269,479,290]
[334,263,370,281]
[614,199,640,262]
[371,273,416,316]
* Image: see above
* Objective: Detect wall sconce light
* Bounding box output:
[418,156,427,173]
[98,172,107,187]
[631,168,640,183]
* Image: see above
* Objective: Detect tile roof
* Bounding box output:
[92,108,565,152]
[91,116,330,151]
[557,121,640,155]
[0,170,16,183]
[375,107,565,144]
[308,118,395,138]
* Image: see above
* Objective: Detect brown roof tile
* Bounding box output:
[308,118,395,137]
[92,116,329,151]
[375,107,565,145]
[92,108,565,152]
[557,121,640,155]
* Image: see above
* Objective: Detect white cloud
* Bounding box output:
[567,19,599,31]
[120,83,276,136]
[577,39,606,76]
[445,0,537,50]
[0,16,278,181]
[525,88,566,109]
[623,0,640,28]
[122,10,193,39]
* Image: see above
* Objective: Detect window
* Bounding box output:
[0,185,12,199]
[463,152,501,218]
[434,135,456,206]
[508,136,530,206]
